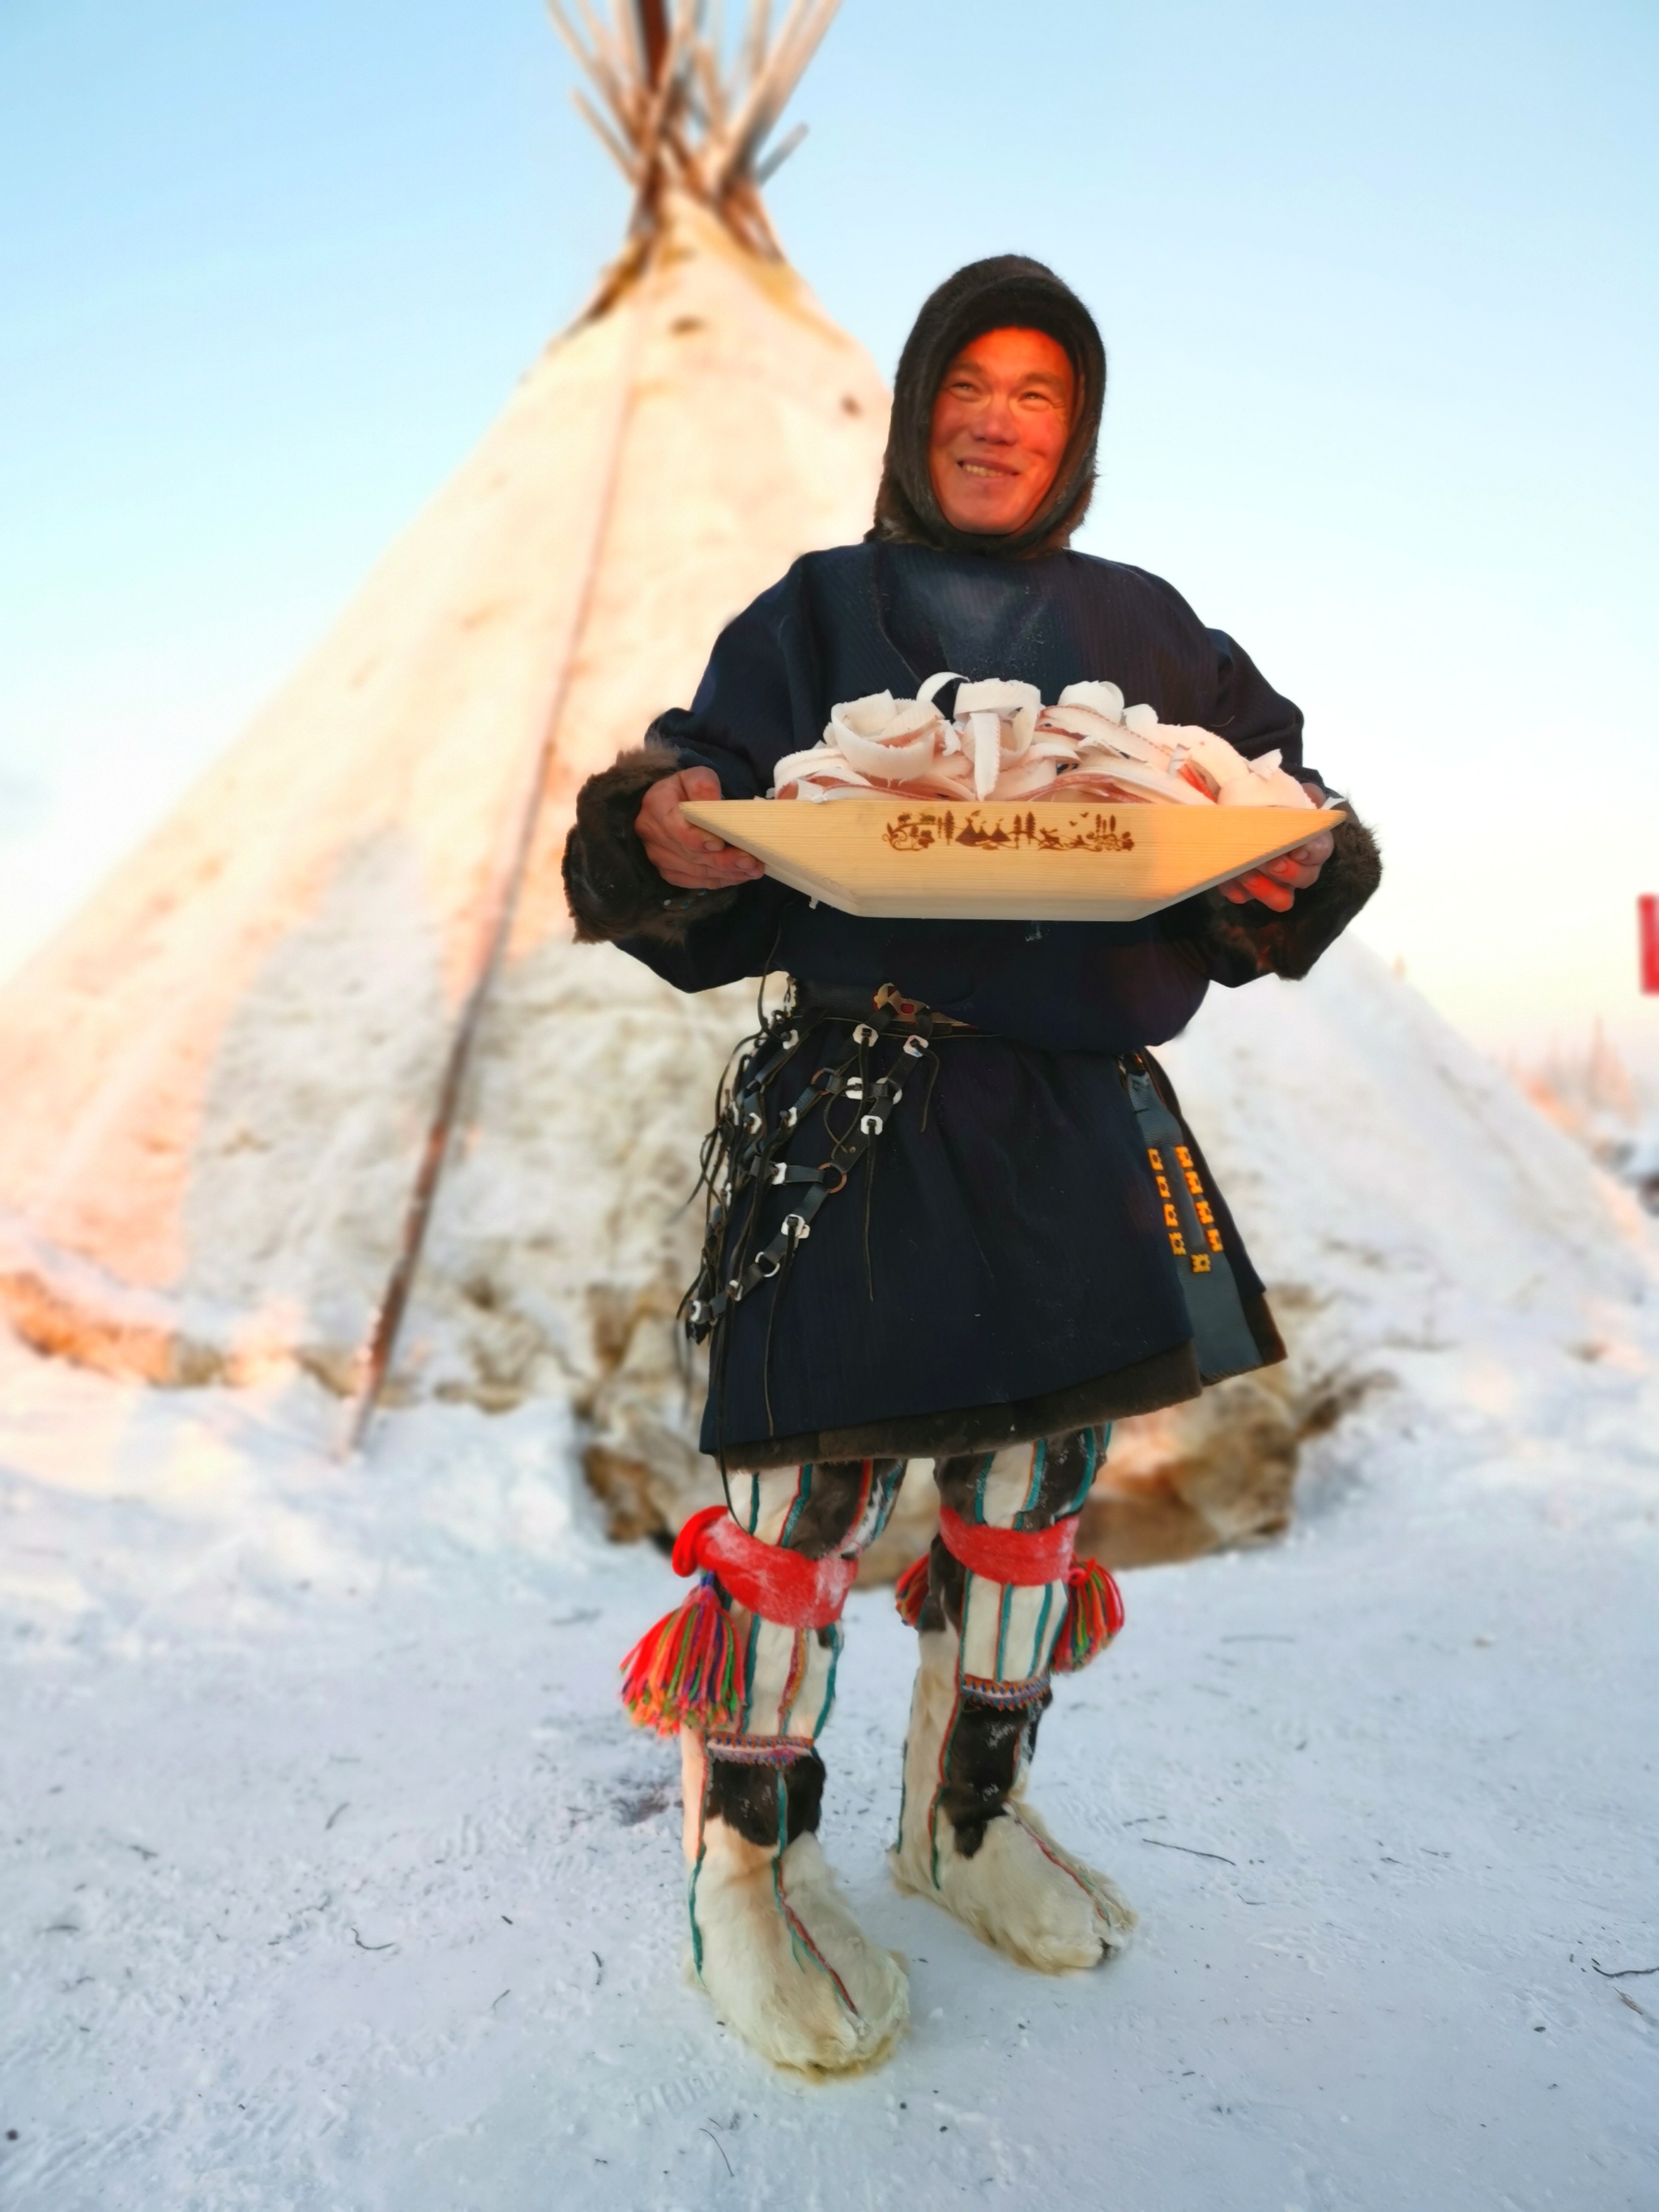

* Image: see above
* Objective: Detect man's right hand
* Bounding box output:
[635,766,766,892]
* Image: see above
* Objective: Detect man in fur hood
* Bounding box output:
[565,254,1380,2076]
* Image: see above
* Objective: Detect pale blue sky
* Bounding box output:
[2,0,1655,1058]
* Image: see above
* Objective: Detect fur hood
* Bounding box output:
[869,255,1107,562]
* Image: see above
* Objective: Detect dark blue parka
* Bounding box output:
[563,258,1379,1468]
[636,541,1319,1049]
[569,541,1350,1467]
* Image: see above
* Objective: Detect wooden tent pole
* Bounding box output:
[342,0,851,1452]
[636,0,670,85]
[342,297,648,1458]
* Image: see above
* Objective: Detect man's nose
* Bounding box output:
[972,395,1018,444]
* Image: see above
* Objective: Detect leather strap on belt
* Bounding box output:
[795,979,977,1033]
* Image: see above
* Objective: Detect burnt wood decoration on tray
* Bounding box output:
[884,808,1137,854]
[680,797,1344,924]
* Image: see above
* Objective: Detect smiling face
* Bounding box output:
[927,326,1077,536]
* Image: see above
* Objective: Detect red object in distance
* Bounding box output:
[1641,896,1659,995]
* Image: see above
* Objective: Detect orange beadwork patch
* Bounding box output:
[1147,1139,1224,1272]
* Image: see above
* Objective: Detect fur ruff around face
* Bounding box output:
[891,1624,1137,1973]
[680,1732,909,2077]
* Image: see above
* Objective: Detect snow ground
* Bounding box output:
[2,1300,1657,2212]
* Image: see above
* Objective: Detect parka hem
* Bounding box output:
[712,1296,1285,1471]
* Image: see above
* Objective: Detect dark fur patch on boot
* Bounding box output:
[561,740,741,945]
[937,1690,1050,1858]
[705,1747,825,1851]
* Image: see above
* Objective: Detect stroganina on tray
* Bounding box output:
[772,673,1316,812]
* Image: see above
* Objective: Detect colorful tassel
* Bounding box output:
[620,1579,740,1736]
[893,1549,932,1628]
[1051,1557,1125,1674]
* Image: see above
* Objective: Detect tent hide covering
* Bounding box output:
[0,6,889,1515]
[2,1,1646,1563]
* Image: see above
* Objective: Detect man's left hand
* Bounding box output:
[1216,784,1333,911]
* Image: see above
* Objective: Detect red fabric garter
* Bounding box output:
[911,1503,1124,1673]
[672,1504,857,1630]
[937,1502,1079,1585]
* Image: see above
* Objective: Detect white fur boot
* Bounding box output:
[891,1622,1137,1973]
[681,1732,909,2077]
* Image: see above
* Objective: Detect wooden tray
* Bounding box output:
[681,798,1344,923]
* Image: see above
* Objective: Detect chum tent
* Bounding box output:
[0,1,888,1522]
[1,2,1644,1562]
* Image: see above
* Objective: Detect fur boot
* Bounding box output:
[681,1732,909,2076]
[890,1431,1137,1971]
[891,1618,1136,1971]
[619,1463,913,2075]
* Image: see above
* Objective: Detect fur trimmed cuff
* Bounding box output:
[561,742,740,945]
[1179,810,1383,986]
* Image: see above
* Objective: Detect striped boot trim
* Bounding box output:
[958,1672,1051,1711]
[705,1733,817,1766]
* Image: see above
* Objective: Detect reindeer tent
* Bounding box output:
[6,5,1643,1569]
[0,2,887,1513]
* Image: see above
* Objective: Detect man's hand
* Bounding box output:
[636,767,766,892]
[1216,784,1333,912]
